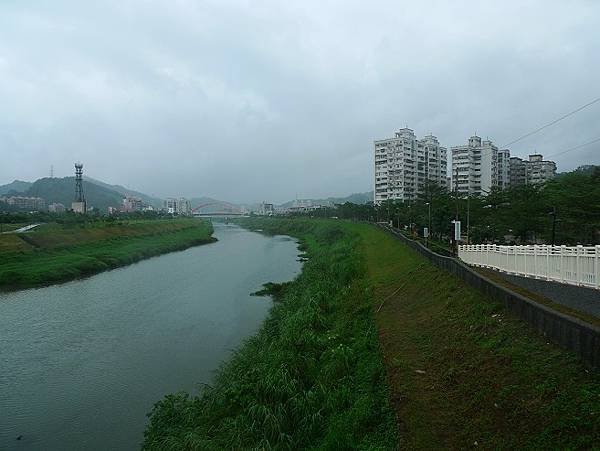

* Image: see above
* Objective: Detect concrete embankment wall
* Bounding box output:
[379,225,600,369]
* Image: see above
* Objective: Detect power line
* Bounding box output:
[547,136,600,158]
[501,96,600,148]
[449,96,600,165]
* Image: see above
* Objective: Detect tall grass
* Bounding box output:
[143,219,397,450]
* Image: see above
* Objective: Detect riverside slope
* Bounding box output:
[0,219,215,291]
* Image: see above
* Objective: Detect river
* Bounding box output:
[0,223,301,450]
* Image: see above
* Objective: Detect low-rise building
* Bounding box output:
[0,196,47,211]
[71,201,86,214]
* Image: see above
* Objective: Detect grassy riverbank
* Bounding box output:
[143,218,398,449]
[353,222,599,449]
[144,218,599,449]
[0,219,215,291]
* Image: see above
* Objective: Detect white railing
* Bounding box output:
[458,244,600,289]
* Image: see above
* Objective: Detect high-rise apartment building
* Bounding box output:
[122,196,144,212]
[509,156,528,186]
[527,154,557,184]
[450,136,499,196]
[374,128,447,204]
[497,149,511,189]
[163,197,191,215]
[510,154,557,186]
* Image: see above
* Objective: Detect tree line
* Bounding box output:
[303,167,600,246]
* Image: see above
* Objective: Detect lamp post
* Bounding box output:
[425,202,431,248]
[549,207,557,246]
[466,195,470,245]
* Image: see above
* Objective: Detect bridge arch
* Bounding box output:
[191,201,242,215]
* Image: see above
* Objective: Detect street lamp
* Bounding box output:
[425,202,431,247]
[466,195,470,245]
[548,207,557,246]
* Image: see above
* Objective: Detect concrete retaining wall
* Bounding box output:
[379,225,600,369]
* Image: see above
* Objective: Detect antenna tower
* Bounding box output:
[74,163,85,202]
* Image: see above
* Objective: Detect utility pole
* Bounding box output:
[408,199,412,235]
[426,202,431,248]
[454,166,459,222]
[453,166,459,254]
[549,207,557,246]
[466,195,470,245]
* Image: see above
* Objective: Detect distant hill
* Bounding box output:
[1,176,166,212]
[0,180,32,195]
[84,176,163,208]
[23,177,124,211]
[279,191,373,208]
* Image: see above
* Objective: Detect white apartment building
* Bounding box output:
[510,154,557,186]
[258,202,275,216]
[451,135,500,196]
[374,128,447,204]
[163,197,192,215]
[0,196,47,211]
[122,196,144,212]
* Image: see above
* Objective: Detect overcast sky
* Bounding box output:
[1,1,598,203]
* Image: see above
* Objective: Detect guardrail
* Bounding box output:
[459,244,600,290]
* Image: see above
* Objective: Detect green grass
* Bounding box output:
[143,218,599,450]
[0,219,215,290]
[351,222,600,449]
[143,218,398,450]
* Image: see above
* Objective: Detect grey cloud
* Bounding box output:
[0,0,598,203]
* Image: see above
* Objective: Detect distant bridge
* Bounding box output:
[191,201,247,218]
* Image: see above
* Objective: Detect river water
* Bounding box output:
[0,223,301,450]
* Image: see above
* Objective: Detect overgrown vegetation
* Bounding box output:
[143,218,398,450]
[0,219,215,290]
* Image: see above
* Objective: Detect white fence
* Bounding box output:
[458,244,600,289]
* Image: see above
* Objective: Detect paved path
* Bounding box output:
[490,270,599,318]
[1,223,41,234]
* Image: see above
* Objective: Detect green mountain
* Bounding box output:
[1,176,167,212]
[23,177,124,212]
[84,176,163,208]
[0,180,32,195]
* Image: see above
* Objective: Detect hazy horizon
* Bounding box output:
[1,1,599,203]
